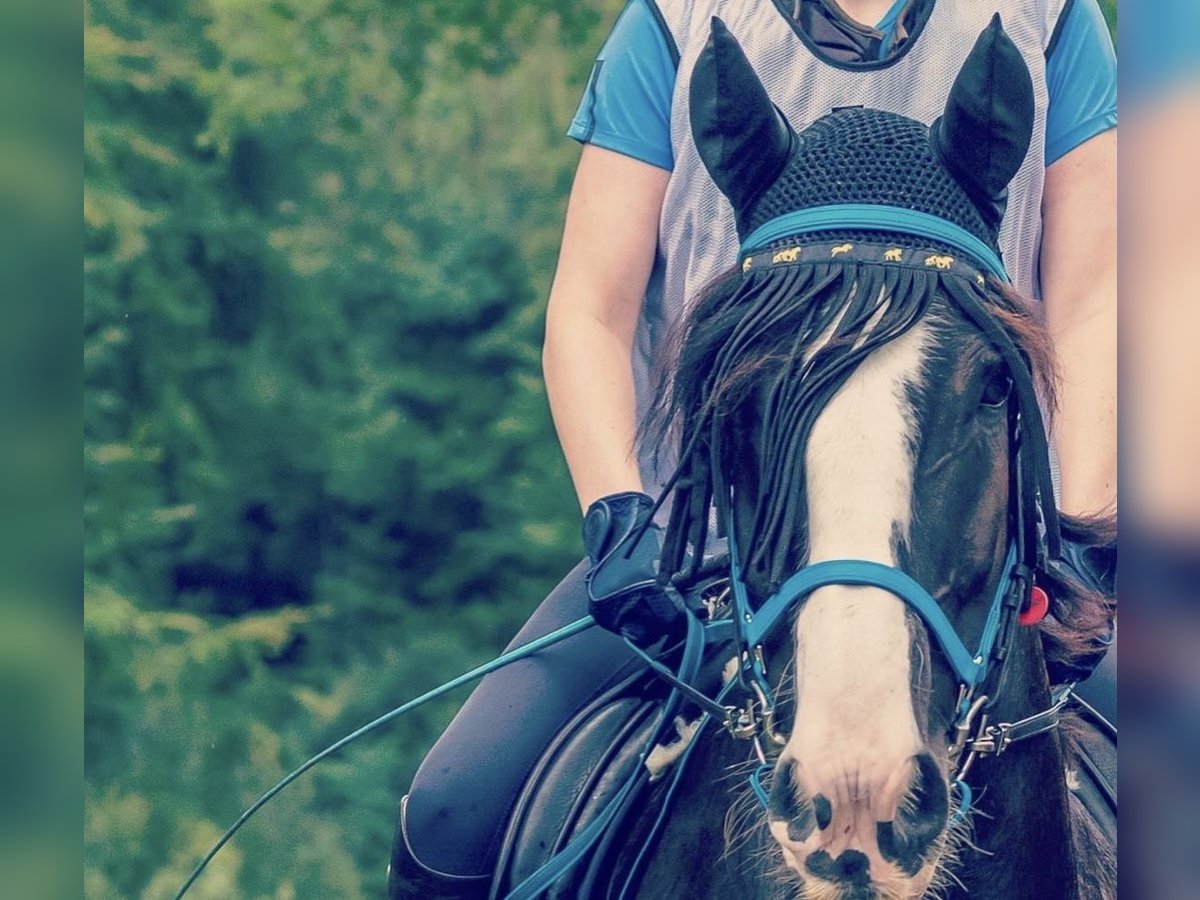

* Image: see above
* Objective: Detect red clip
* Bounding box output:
[1018,585,1050,626]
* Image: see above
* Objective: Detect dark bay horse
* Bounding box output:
[577,18,1116,900]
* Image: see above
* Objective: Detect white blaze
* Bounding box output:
[785,319,932,849]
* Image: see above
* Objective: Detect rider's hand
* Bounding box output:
[582,492,684,648]
[1047,534,1116,685]
[1058,535,1117,598]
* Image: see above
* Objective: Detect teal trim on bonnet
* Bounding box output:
[738,204,1011,283]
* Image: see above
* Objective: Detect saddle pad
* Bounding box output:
[493,671,664,898]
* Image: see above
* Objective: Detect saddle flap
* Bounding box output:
[494,672,662,897]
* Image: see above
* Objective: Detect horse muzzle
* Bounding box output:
[766,746,949,899]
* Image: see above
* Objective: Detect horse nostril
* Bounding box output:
[813,793,832,830]
[805,848,870,884]
[787,811,813,843]
[877,752,948,876]
[767,757,800,818]
[769,759,815,843]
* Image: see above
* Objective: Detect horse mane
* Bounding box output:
[641,255,1115,687]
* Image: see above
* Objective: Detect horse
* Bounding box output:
[493,17,1115,900]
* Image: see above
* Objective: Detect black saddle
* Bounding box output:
[492,564,738,899]
[490,641,1118,899]
[490,668,667,899]
[1068,643,1118,838]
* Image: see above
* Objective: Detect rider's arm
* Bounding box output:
[543,145,670,511]
[1126,88,1200,532]
[1040,128,1117,519]
[1040,0,1118,519]
[548,0,676,511]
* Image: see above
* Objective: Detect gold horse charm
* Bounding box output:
[884,248,904,262]
[924,254,955,270]
[772,247,802,264]
[831,243,854,257]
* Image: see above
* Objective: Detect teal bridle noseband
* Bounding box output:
[724,519,1048,820]
[729,538,1021,690]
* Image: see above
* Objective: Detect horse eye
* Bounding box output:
[980,371,1013,409]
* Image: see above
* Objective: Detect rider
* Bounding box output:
[389,1,1117,896]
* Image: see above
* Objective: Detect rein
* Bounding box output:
[176,608,726,900]
[173,617,597,899]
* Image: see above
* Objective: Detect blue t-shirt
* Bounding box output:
[569,0,1117,170]
[1123,0,1200,100]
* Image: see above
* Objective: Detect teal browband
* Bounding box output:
[739,204,1010,284]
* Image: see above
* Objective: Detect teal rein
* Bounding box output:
[177,608,725,900]
[174,616,596,900]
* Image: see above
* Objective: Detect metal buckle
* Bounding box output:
[724,699,760,741]
[722,646,787,759]
[966,686,1072,759]
[948,690,989,761]
[702,585,732,621]
[969,721,1012,757]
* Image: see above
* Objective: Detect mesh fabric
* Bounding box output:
[742,108,996,258]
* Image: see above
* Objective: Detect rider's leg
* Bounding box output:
[389,559,642,889]
[388,795,491,899]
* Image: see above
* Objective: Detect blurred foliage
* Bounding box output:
[83,1,1117,897]
[85,0,622,896]
[1100,0,1116,41]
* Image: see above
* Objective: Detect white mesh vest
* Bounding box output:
[635,0,1067,494]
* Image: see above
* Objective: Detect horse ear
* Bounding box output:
[689,17,793,216]
[930,15,1034,229]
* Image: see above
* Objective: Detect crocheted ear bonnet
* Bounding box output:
[689,14,1035,276]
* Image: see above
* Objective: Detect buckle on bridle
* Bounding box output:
[968,720,1015,757]
[723,648,787,761]
[948,689,989,762]
[724,700,760,742]
[966,684,1073,758]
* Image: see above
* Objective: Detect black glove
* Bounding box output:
[1058,535,1117,598]
[582,491,684,648]
[1046,535,1116,684]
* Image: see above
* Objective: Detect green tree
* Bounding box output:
[85,0,618,895]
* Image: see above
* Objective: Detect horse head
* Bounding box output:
[652,16,1110,899]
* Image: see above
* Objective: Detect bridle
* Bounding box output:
[700,224,1070,816]
[651,217,1073,820]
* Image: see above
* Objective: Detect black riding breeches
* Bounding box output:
[403,559,643,877]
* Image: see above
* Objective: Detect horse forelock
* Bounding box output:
[646,254,1114,676]
[650,258,939,594]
